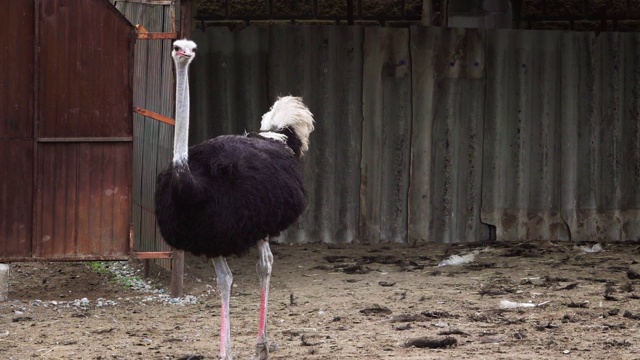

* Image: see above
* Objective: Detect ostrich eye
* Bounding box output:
[192,47,197,52]
[173,46,180,51]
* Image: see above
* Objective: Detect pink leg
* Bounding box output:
[253,239,273,360]
[212,257,233,360]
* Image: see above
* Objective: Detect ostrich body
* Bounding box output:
[155,40,314,360]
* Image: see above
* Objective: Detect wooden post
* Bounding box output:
[421,0,434,25]
[440,0,449,27]
[171,250,185,297]
[421,0,449,26]
[170,0,193,299]
[347,0,354,25]
[180,0,193,37]
[143,259,151,278]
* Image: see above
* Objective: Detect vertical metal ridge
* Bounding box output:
[361,27,412,243]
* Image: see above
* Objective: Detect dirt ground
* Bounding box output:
[2,241,640,360]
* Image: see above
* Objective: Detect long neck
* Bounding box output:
[173,63,190,165]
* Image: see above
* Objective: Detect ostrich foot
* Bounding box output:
[251,341,277,360]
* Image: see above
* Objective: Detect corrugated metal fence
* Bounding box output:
[191,27,365,245]
[188,25,640,244]
[482,30,640,242]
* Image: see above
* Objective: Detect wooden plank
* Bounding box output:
[37,137,133,142]
[5,255,129,262]
[37,144,56,257]
[75,144,92,255]
[117,0,174,4]
[88,145,104,254]
[180,0,193,38]
[1,1,34,138]
[65,145,79,255]
[134,107,175,126]
[111,144,132,256]
[134,252,172,259]
[52,144,69,255]
[37,0,61,138]
[100,144,116,255]
[0,141,34,259]
[138,32,178,40]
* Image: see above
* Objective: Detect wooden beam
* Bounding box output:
[133,252,173,259]
[422,0,449,26]
[135,24,178,40]
[138,32,179,40]
[37,137,133,142]
[180,0,193,38]
[440,0,449,27]
[134,107,175,126]
[117,0,174,4]
[421,0,434,25]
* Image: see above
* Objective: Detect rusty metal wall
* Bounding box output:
[115,1,175,268]
[0,1,35,258]
[34,142,132,258]
[37,0,133,139]
[32,0,135,259]
[1,0,135,261]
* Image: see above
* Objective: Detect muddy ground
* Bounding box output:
[2,241,640,359]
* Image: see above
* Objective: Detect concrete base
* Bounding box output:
[0,264,9,302]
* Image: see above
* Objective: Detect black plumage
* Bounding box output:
[154,133,306,258]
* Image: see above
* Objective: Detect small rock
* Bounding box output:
[628,265,640,280]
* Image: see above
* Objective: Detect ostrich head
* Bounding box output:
[172,39,197,66]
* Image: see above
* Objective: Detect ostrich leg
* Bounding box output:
[253,239,274,360]
[212,257,233,360]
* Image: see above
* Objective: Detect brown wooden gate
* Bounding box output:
[0,0,135,261]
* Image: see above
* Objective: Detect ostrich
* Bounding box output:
[155,39,314,360]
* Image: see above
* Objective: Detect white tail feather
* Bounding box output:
[260,96,315,156]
